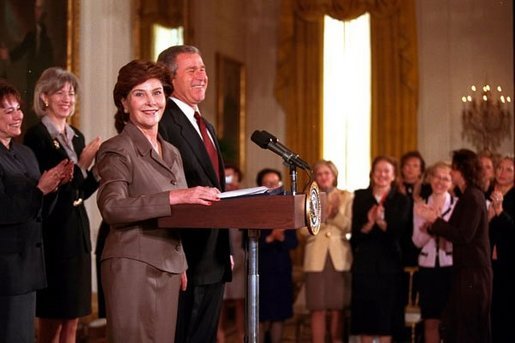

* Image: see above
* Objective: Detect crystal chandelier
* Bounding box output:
[461,84,512,152]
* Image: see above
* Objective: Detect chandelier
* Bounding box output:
[461,84,512,152]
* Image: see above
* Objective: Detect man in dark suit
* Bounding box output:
[157,45,232,343]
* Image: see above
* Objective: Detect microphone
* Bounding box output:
[251,130,312,171]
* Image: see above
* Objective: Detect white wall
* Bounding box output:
[190,0,286,187]
[79,0,132,290]
[417,0,514,163]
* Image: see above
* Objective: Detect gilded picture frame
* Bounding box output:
[216,53,246,170]
[0,0,80,129]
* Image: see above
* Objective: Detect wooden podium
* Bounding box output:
[158,193,319,343]
[158,193,308,230]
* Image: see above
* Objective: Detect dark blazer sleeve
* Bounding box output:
[0,143,46,295]
[431,186,491,268]
[431,188,484,244]
[0,147,43,226]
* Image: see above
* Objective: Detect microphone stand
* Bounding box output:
[244,161,298,343]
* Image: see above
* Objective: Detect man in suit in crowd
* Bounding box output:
[157,45,232,343]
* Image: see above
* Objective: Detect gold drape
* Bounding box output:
[275,0,419,169]
[134,0,186,60]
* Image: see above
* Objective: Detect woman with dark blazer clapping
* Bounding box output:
[0,79,72,342]
[350,156,410,343]
[415,149,492,342]
[24,67,101,343]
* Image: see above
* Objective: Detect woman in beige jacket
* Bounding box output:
[303,160,353,343]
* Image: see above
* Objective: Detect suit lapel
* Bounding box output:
[125,123,176,177]
[168,100,221,187]
[38,122,69,160]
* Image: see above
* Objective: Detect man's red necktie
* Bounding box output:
[194,111,220,180]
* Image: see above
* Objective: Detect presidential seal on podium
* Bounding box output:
[305,181,322,235]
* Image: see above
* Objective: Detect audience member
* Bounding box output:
[217,164,245,343]
[415,149,492,342]
[0,79,71,343]
[478,150,499,195]
[96,60,220,342]
[398,151,426,264]
[412,161,457,343]
[350,156,409,343]
[302,160,352,343]
[256,168,297,343]
[157,45,232,343]
[396,150,427,341]
[487,155,514,343]
[24,67,100,343]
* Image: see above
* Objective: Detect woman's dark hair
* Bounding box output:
[0,79,22,106]
[113,60,172,133]
[451,149,482,189]
[400,150,426,175]
[256,168,282,187]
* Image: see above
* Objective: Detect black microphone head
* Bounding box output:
[251,130,271,149]
[260,130,278,142]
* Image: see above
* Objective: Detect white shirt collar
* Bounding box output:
[171,97,204,138]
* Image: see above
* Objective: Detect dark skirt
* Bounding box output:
[418,266,451,319]
[259,267,294,321]
[36,253,91,318]
[305,255,349,311]
[0,292,36,343]
[351,272,403,336]
[441,266,492,343]
[492,261,515,343]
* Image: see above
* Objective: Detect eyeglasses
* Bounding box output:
[432,175,452,183]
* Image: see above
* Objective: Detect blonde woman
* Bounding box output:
[24,67,101,343]
[303,160,353,343]
[413,161,457,343]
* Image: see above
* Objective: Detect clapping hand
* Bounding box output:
[78,136,101,170]
[489,190,504,217]
[37,159,74,194]
[265,229,285,243]
[414,201,438,225]
[326,191,341,219]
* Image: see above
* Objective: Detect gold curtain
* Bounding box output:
[134,0,186,60]
[275,0,419,168]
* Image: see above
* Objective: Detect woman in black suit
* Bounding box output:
[24,67,101,343]
[0,79,71,342]
[487,155,514,343]
[350,156,410,343]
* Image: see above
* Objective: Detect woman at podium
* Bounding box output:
[95,60,219,343]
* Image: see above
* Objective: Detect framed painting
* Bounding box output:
[0,0,80,130]
[216,53,246,170]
